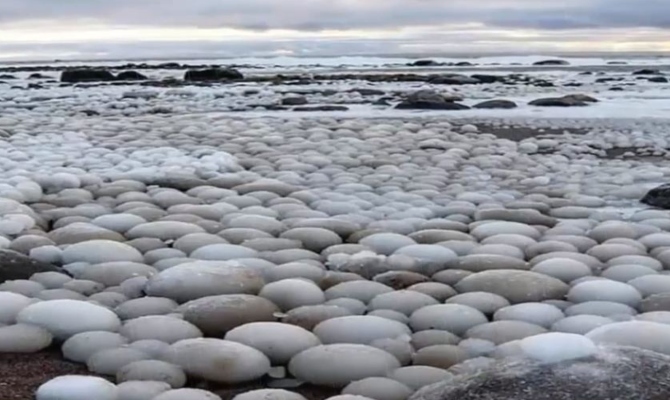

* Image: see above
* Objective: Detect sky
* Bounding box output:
[0,0,669,61]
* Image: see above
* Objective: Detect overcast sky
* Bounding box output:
[1,0,668,61]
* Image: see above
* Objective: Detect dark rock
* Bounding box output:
[0,74,16,79]
[116,71,148,81]
[641,183,670,208]
[529,94,596,107]
[149,176,208,191]
[184,68,243,81]
[373,98,392,106]
[281,96,308,106]
[633,69,662,75]
[396,101,469,110]
[579,71,594,75]
[350,88,386,96]
[429,75,480,85]
[608,61,628,65]
[533,81,555,87]
[563,82,583,87]
[0,250,63,283]
[563,94,598,103]
[609,86,625,91]
[649,76,669,83]
[411,60,440,67]
[471,74,503,84]
[60,69,116,83]
[410,346,670,400]
[81,110,100,116]
[292,105,349,112]
[533,59,570,66]
[596,77,622,83]
[28,73,50,79]
[27,83,43,89]
[396,90,470,110]
[473,99,518,109]
[455,61,475,67]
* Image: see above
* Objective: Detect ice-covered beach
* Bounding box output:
[2,54,670,400]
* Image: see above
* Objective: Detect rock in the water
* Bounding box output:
[473,100,517,109]
[410,346,670,400]
[184,68,243,81]
[533,59,570,66]
[61,69,116,83]
[641,184,670,209]
[529,95,592,107]
[116,71,148,81]
[0,250,61,283]
[395,90,470,110]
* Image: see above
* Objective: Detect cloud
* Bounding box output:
[0,0,667,60]
[0,0,666,31]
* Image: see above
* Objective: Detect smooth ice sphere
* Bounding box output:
[62,240,144,264]
[587,321,670,355]
[342,377,413,400]
[359,233,417,256]
[73,262,157,286]
[313,316,411,345]
[190,244,259,261]
[368,290,439,316]
[410,304,488,335]
[0,324,52,353]
[283,305,353,331]
[259,279,325,311]
[91,214,147,233]
[224,322,320,365]
[164,338,271,384]
[36,375,118,400]
[145,261,265,303]
[120,316,203,343]
[232,389,307,400]
[568,280,642,307]
[387,365,453,391]
[179,294,279,336]
[116,381,171,400]
[325,281,393,303]
[0,292,33,324]
[62,331,129,362]
[115,297,179,320]
[519,333,598,363]
[530,258,592,283]
[280,227,343,253]
[116,360,187,388]
[465,321,547,345]
[493,303,565,328]
[153,388,222,400]
[565,301,637,317]
[446,292,510,315]
[455,270,569,304]
[288,344,401,388]
[126,221,205,240]
[87,347,152,375]
[551,315,614,335]
[17,299,121,340]
[471,222,541,241]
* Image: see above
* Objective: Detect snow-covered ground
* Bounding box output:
[2,56,670,400]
